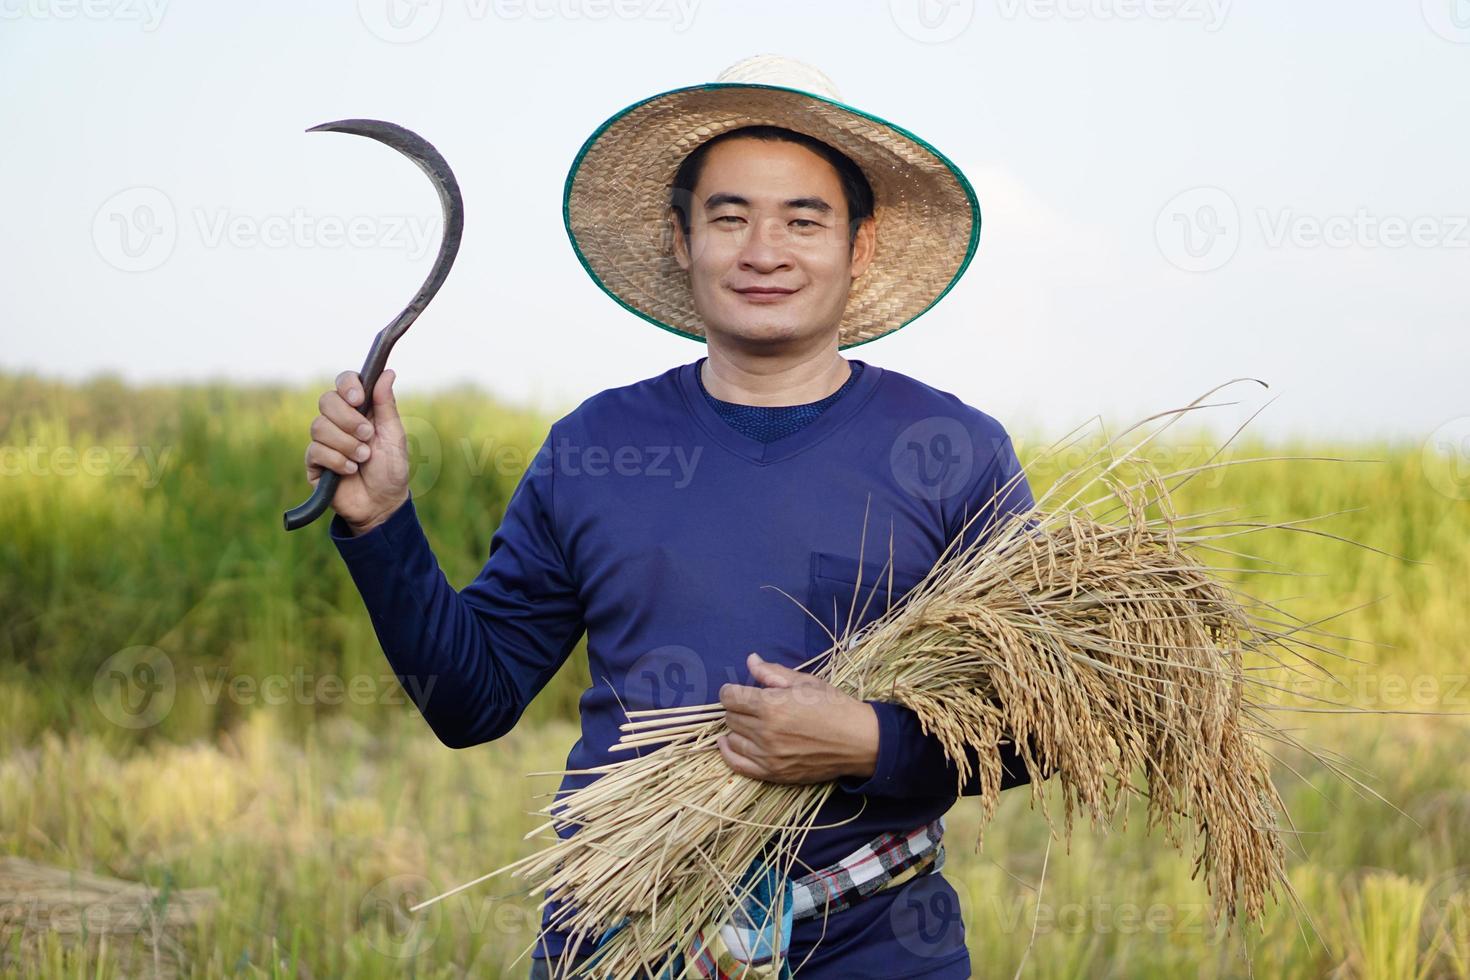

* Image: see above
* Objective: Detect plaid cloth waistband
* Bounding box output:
[573,816,947,980]
[680,815,948,979]
[789,814,946,921]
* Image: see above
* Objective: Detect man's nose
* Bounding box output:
[738,217,793,269]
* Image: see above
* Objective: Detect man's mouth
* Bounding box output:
[733,286,799,303]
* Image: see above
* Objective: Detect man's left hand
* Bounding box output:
[716,653,879,784]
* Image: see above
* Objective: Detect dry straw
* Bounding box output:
[415,379,1398,979]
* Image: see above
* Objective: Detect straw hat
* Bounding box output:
[562,54,981,350]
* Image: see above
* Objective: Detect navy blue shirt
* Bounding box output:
[696,357,865,443]
[329,356,1036,978]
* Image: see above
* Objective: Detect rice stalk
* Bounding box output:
[415,380,1398,979]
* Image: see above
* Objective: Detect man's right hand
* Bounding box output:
[304,368,411,535]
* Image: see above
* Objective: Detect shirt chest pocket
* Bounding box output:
[805,550,933,657]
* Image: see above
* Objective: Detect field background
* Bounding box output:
[2,369,1467,979]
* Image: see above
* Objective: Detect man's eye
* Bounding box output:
[714,215,744,224]
[791,219,820,228]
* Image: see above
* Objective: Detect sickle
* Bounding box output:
[283,119,465,532]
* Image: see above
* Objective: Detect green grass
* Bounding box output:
[1,370,1467,978]
[0,369,588,753]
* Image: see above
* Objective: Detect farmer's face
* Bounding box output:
[672,137,875,351]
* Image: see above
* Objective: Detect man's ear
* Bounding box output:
[670,210,690,271]
[849,216,877,280]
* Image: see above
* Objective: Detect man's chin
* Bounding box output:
[704,316,815,348]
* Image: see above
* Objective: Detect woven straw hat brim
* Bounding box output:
[563,81,981,350]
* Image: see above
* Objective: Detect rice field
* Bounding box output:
[2,370,1467,978]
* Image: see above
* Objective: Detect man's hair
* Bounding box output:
[668,125,875,251]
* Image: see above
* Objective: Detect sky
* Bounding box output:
[1,0,1466,445]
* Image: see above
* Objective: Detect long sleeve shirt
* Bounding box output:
[329,356,1038,979]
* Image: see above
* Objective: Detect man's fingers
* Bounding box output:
[305,440,360,479]
[310,413,369,463]
[335,370,365,408]
[718,735,763,779]
[718,682,764,715]
[723,730,763,762]
[721,709,756,739]
[747,653,799,688]
[319,388,373,442]
[369,369,401,429]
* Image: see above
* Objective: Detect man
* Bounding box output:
[305,55,1038,979]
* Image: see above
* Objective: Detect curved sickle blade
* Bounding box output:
[283,119,464,532]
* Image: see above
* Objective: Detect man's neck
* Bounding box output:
[699,342,851,407]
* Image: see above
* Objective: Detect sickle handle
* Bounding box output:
[284,119,464,532]
[283,329,395,532]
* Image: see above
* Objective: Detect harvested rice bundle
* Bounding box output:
[420,382,1371,979]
